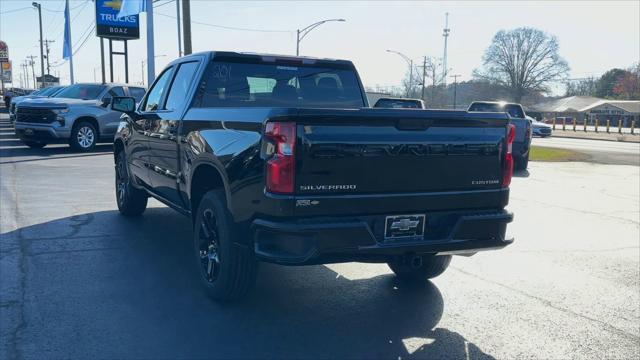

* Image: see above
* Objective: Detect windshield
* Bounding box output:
[193,60,365,108]
[38,87,61,97]
[54,84,106,100]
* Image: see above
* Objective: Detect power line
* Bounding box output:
[0,7,32,15]
[50,0,91,42]
[155,0,175,9]
[72,24,96,56]
[43,0,66,33]
[41,1,88,14]
[155,11,291,33]
[49,21,96,67]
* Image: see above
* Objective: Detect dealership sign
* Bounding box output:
[1,61,12,83]
[95,0,140,40]
[0,41,8,62]
[589,105,628,116]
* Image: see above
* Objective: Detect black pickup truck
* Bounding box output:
[112,51,515,301]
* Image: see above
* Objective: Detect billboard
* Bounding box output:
[1,61,12,83]
[95,0,140,40]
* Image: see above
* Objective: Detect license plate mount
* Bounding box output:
[384,214,426,241]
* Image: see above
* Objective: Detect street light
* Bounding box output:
[141,55,166,86]
[32,2,45,88]
[386,49,415,98]
[296,19,345,56]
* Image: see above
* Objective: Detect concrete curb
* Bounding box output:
[550,132,640,143]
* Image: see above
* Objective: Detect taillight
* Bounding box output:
[264,122,296,194]
[502,123,516,188]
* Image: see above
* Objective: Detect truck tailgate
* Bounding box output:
[294,109,508,196]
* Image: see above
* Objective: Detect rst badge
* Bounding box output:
[384,214,426,240]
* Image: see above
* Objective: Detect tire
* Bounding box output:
[69,121,97,152]
[23,141,46,149]
[115,150,148,216]
[193,190,257,301]
[388,255,452,281]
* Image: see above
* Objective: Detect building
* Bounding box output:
[35,74,60,88]
[527,96,640,127]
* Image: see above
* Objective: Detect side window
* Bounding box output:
[103,86,125,103]
[128,87,147,102]
[165,62,199,111]
[143,68,174,112]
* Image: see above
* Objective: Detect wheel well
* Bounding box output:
[73,117,100,138]
[113,139,124,163]
[190,164,225,215]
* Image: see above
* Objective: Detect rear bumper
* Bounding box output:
[251,209,513,265]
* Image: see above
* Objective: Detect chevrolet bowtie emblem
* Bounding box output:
[390,218,420,231]
[103,0,122,11]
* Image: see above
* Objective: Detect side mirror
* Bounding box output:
[112,96,136,113]
[101,97,112,107]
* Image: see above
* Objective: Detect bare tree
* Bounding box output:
[565,77,597,97]
[474,27,569,103]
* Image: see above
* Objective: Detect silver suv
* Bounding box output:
[14,83,146,151]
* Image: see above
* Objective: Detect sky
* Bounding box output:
[1,0,639,95]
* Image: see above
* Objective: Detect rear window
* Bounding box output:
[468,102,525,118]
[468,103,502,112]
[193,60,364,108]
[504,104,525,118]
[374,99,422,109]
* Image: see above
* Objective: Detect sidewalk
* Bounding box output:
[550,130,640,143]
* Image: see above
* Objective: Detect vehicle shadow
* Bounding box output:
[2,207,494,359]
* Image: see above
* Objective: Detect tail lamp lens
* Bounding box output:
[264,122,296,194]
[502,123,516,188]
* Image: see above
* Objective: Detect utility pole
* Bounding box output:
[43,39,55,75]
[421,56,427,101]
[33,2,45,88]
[27,55,37,89]
[442,12,450,86]
[182,0,192,55]
[22,62,28,88]
[146,0,156,84]
[176,0,182,57]
[450,74,461,109]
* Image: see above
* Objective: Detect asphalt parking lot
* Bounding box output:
[1,112,639,359]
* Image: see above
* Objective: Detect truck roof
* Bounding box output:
[180,51,355,67]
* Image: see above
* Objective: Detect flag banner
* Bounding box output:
[63,1,72,59]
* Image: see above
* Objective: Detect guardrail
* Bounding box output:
[550,118,637,135]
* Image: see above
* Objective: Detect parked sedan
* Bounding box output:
[528,116,552,137]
